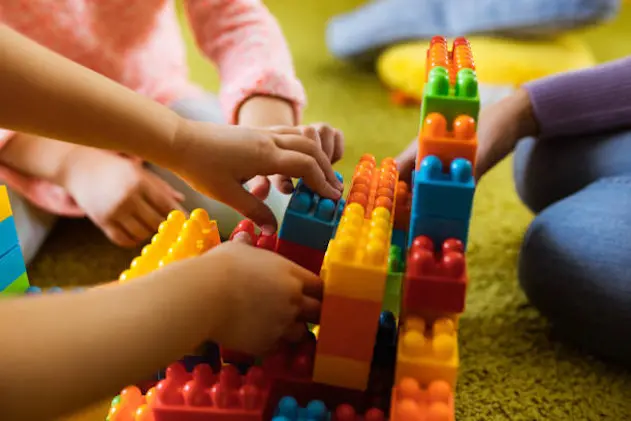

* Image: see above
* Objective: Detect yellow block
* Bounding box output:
[118,208,221,282]
[321,203,390,302]
[394,317,459,388]
[313,353,371,391]
[0,185,12,222]
[377,34,596,100]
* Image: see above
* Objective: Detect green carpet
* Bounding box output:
[33,1,631,420]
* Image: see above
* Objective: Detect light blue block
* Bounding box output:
[273,396,330,421]
[408,214,470,251]
[278,173,345,252]
[411,156,475,221]
[0,216,20,258]
[0,245,27,291]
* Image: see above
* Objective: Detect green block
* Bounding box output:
[1,272,29,296]
[420,67,480,128]
[383,271,403,316]
[388,245,405,273]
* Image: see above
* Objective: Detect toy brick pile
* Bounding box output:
[0,35,479,421]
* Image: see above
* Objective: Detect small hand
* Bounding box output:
[248,123,345,199]
[61,147,185,247]
[172,121,343,233]
[208,232,323,355]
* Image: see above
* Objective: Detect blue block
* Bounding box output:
[278,173,345,252]
[0,245,27,291]
[409,214,470,251]
[273,396,330,421]
[0,216,20,258]
[411,156,475,221]
[391,228,407,252]
[373,311,397,369]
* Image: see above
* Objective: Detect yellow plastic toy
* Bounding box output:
[377,35,596,105]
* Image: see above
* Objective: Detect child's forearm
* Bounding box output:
[0,259,226,421]
[0,25,181,168]
[0,133,79,184]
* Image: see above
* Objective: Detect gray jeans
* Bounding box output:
[9,95,290,264]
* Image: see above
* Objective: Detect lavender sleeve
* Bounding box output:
[523,56,631,139]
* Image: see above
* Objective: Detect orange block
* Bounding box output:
[312,354,371,391]
[316,293,382,361]
[416,113,477,171]
[390,377,455,421]
[394,317,459,388]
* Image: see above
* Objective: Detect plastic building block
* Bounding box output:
[273,397,329,421]
[316,293,382,361]
[0,245,27,291]
[313,354,371,391]
[390,378,454,421]
[416,113,478,171]
[151,363,270,421]
[277,238,325,275]
[392,181,410,231]
[408,214,469,251]
[0,215,19,257]
[119,209,220,282]
[345,155,397,220]
[230,220,278,252]
[394,317,459,388]
[383,246,404,316]
[321,203,391,302]
[278,172,345,252]
[107,385,154,421]
[0,185,12,222]
[331,406,385,421]
[403,237,467,316]
[372,311,397,369]
[390,229,407,253]
[411,156,475,222]
[420,37,479,127]
[1,272,30,295]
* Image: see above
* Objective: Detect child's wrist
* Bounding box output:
[512,88,539,139]
[237,95,295,127]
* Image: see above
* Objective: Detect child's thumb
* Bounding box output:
[225,186,278,235]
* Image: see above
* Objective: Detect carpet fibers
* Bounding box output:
[40,1,631,419]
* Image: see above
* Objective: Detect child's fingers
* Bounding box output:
[282,322,309,343]
[305,124,333,161]
[268,174,294,195]
[331,129,345,164]
[117,214,153,243]
[134,199,167,232]
[217,183,278,233]
[143,172,187,216]
[394,139,417,183]
[100,222,137,248]
[229,219,256,243]
[271,147,341,201]
[246,175,272,199]
[298,296,321,324]
[231,231,253,245]
[274,135,342,194]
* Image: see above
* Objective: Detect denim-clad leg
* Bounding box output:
[513,130,631,365]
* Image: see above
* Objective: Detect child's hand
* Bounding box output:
[248,123,345,200]
[172,121,344,232]
[206,232,322,355]
[61,146,185,247]
[395,89,538,181]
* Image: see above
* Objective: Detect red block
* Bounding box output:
[316,294,382,362]
[402,236,467,316]
[152,363,270,421]
[230,219,277,251]
[220,347,256,366]
[276,238,325,274]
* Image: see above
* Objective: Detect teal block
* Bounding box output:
[0,245,27,291]
[0,216,20,258]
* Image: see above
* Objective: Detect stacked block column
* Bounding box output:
[314,155,399,391]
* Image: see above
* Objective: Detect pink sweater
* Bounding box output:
[0,0,306,216]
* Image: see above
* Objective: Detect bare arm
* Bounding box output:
[0,25,181,169]
[0,256,227,421]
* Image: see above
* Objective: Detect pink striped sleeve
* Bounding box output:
[184,0,306,124]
